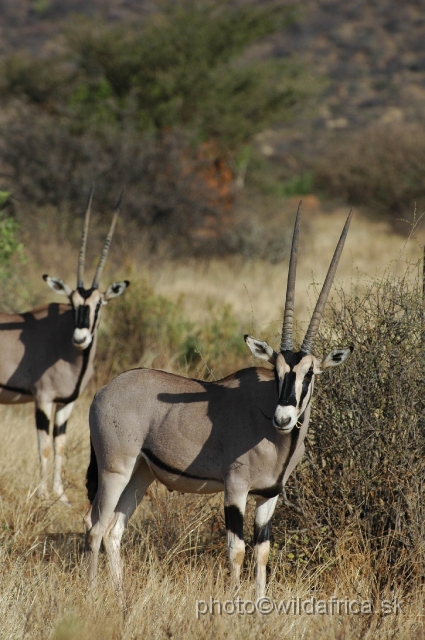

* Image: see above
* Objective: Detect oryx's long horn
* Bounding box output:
[280,202,302,352]
[300,209,353,354]
[91,191,123,289]
[77,186,94,288]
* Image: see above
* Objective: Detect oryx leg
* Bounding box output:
[35,400,53,499]
[103,458,154,593]
[53,402,74,504]
[224,492,247,591]
[254,495,279,598]
[85,464,137,589]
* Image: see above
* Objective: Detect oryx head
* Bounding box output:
[43,189,129,350]
[245,204,353,433]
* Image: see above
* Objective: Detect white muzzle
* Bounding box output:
[73,328,92,350]
[273,405,297,432]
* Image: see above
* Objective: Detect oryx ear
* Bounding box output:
[244,335,278,364]
[103,280,130,303]
[43,275,73,297]
[316,346,353,373]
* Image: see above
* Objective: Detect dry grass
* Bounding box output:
[20,204,424,338]
[149,205,423,329]
[0,398,423,639]
[1,210,425,638]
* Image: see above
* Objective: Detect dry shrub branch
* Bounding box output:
[314,123,425,225]
[277,260,425,592]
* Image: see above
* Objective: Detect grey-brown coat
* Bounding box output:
[0,191,129,502]
[85,206,353,597]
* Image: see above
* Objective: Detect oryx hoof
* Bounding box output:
[37,487,50,500]
[59,494,71,506]
[54,490,71,506]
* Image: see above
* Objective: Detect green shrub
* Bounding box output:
[0,1,316,156]
[180,302,247,378]
[63,1,305,150]
[96,278,250,384]
[97,278,192,379]
[0,211,27,311]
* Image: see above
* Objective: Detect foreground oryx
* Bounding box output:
[85,207,353,597]
[0,191,129,503]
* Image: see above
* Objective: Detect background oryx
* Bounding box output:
[85,206,352,598]
[0,191,129,503]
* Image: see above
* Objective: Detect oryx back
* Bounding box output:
[85,204,354,598]
[0,189,129,503]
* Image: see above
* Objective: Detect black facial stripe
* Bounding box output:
[141,447,218,482]
[281,350,305,366]
[299,366,313,408]
[254,519,271,546]
[279,370,297,407]
[75,304,90,329]
[224,505,244,540]
[91,301,101,336]
[77,287,95,300]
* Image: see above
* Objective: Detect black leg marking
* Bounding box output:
[224,505,244,540]
[53,422,67,438]
[254,519,271,546]
[35,409,50,434]
[86,438,98,505]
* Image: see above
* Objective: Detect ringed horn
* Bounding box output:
[77,187,124,290]
[280,203,353,354]
[300,208,353,354]
[77,186,93,289]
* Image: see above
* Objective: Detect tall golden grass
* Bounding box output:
[1,209,425,638]
[0,399,422,639]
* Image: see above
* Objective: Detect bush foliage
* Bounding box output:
[314,123,425,224]
[97,277,249,383]
[0,1,320,257]
[275,262,425,587]
[96,261,425,592]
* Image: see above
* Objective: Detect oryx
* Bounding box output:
[0,190,129,503]
[85,206,353,598]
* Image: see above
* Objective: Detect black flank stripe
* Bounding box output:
[249,485,281,499]
[142,447,217,482]
[224,505,244,540]
[0,383,32,396]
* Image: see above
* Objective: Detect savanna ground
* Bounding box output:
[1,207,425,639]
[2,2,425,637]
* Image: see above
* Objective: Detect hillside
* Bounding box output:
[1,1,424,144]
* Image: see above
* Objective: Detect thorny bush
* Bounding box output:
[275,261,425,591]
